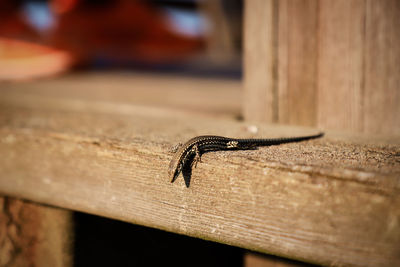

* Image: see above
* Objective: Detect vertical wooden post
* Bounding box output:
[364,0,400,134]
[317,0,365,132]
[243,0,277,123]
[244,0,400,135]
[0,197,73,267]
[245,252,305,267]
[277,0,318,126]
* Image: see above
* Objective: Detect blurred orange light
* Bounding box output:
[0,38,73,81]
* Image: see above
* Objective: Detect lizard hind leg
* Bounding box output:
[190,144,202,168]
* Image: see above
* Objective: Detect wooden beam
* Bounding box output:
[1,84,399,266]
[245,252,303,267]
[244,0,400,135]
[243,0,277,122]
[277,0,318,126]
[317,0,365,132]
[1,72,242,119]
[364,0,400,134]
[0,197,72,267]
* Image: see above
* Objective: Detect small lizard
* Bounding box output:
[169,132,324,186]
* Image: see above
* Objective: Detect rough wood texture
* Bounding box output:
[0,197,72,267]
[317,0,365,132]
[244,0,400,135]
[245,252,305,267]
[364,0,400,135]
[244,0,277,122]
[277,0,318,126]
[1,84,399,266]
[2,72,242,119]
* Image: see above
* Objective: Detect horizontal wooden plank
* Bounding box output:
[0,83,399,266]
[2,72,242,118]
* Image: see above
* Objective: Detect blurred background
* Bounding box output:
[1,1,399,266]
[0,0,243,80]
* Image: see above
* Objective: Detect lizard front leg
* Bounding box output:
[169,143,183,153]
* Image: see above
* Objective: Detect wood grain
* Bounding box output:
[1,72,242,119]
[244,0,277,122]
[317,0,365,132]
[245,252,302,267]
[244,0,400,135]
[1,86,399,266]
[0,197,72,267]
[364,0,400,135]
[277,0,318,126]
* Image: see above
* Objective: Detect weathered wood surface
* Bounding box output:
[245,252,302,267]
[1,72,242,119]
[1,84,399,266]
[363,0,400,135]
[0,197,72,267]
[277,0,318,127]
[317,0,365,132]
[244,0,277,122]
[244,0,400,135]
